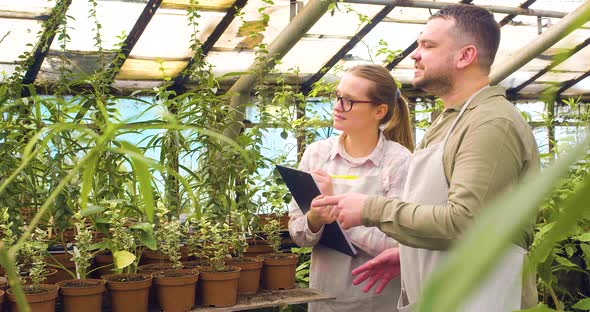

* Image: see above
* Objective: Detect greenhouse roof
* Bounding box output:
[1,0,590,99]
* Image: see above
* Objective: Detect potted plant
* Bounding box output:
[147,202,199,312]
[261,218,298,290]
[226,210,264,295]
[191,217,241,307]
[6,227,59,312]
[100,205,152,312]
[55,213,106,312]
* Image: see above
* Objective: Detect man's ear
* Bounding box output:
[456,44,478,70]
[375,104,388,121]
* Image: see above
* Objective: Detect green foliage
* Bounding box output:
[71,213,94,279]
[263,219,282,255]
[153,202,183,268]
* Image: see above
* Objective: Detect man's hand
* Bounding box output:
[311,193,367,229]
[351,247,401,294]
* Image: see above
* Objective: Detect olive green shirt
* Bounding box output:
[361,86,540,250]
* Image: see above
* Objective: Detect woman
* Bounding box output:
[288,64,413,312]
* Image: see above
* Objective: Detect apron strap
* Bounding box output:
[442,86,490,147]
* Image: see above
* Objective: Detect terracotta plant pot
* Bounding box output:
[153,269,199,312]
[226,257,263,295]
[92,252,114,278]
[244,239,273,258]
[102,274,152,312]
[46,251,77,283]
[56,279,106,312]
[261,253,298,290]
[181,259,209,270]
[137,263,179,276]
[141,248,190,265]
[197,266,241,307]
[22,268,59,285]
[7,284,59,312]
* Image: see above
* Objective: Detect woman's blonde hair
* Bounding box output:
[347,64,414,151]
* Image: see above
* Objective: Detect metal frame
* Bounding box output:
[557,70,590,96]
[343,0,567,18]
[21,0,72,97]
[300,5,396,95]
[169,0,249,92]
[508,37,590,96]
[106,0,163,82]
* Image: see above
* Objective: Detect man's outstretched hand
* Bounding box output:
[352,247,401,294]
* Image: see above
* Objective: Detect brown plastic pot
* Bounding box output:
[0,289,4,312]
[141,248,190,265]
[56,279,106,312]
[93,252,114,279]
[102,274,152,312]
[261,253,298,290]
[181,259,209,270]
[153,269,199,312]
[46,252,77,283]
[226,257,263,295]
[244,239,273,258]
[6,284,59,312]
[22,268,59,285]
[197,266,241,307]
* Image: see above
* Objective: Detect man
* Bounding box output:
[312,4,539,311]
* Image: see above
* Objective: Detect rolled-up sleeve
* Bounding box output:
[361,119,529,250]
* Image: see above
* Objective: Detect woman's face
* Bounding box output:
[333,72,386,133]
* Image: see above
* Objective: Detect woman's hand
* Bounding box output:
[306,195,338,233]
[310,169,334,196]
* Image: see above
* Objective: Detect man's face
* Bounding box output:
[410,18,459,96]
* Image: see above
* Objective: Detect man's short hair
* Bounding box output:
[431,4,500,71]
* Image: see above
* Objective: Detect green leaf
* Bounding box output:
[580,243,590,269]
[573,298,590,310]
[80,204,106,217]
[518,303,558,312]
[113,250,135,269]
[417,135,590,312]
[576,232,590,242]
[130,223,157,250]
[119,141,154,223]
[555,256,578,268]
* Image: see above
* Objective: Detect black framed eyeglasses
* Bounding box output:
[332,92,374,112]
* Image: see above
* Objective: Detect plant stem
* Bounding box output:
[0,244,30,312]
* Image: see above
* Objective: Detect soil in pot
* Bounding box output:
[226,257,263,295]
[6,284,59,312]
[102,274,152,312]
[56,279,106,312]
[261,253,299,290]
[153,269,199,312]
[197,266,241,308]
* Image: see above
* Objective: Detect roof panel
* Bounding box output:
[0,19,43,62]
[205,50,255,77]
[49,0,144,52]
[307,3,383,37]
[35,51,117,84]
[278,37,350,74]
[212,0,291,50]
[117,58,189,80]
[161,0,234,10]
[0,0,55,19]
[0,64,17,82]
[129,9,225,59]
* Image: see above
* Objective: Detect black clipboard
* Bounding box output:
[276,165,358,257]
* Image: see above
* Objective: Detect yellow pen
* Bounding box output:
[329,175,358,180]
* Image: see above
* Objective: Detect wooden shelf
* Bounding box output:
[191,288,334,311]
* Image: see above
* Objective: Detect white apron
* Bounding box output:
[308,152,401,312]
[397,89,526,312]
